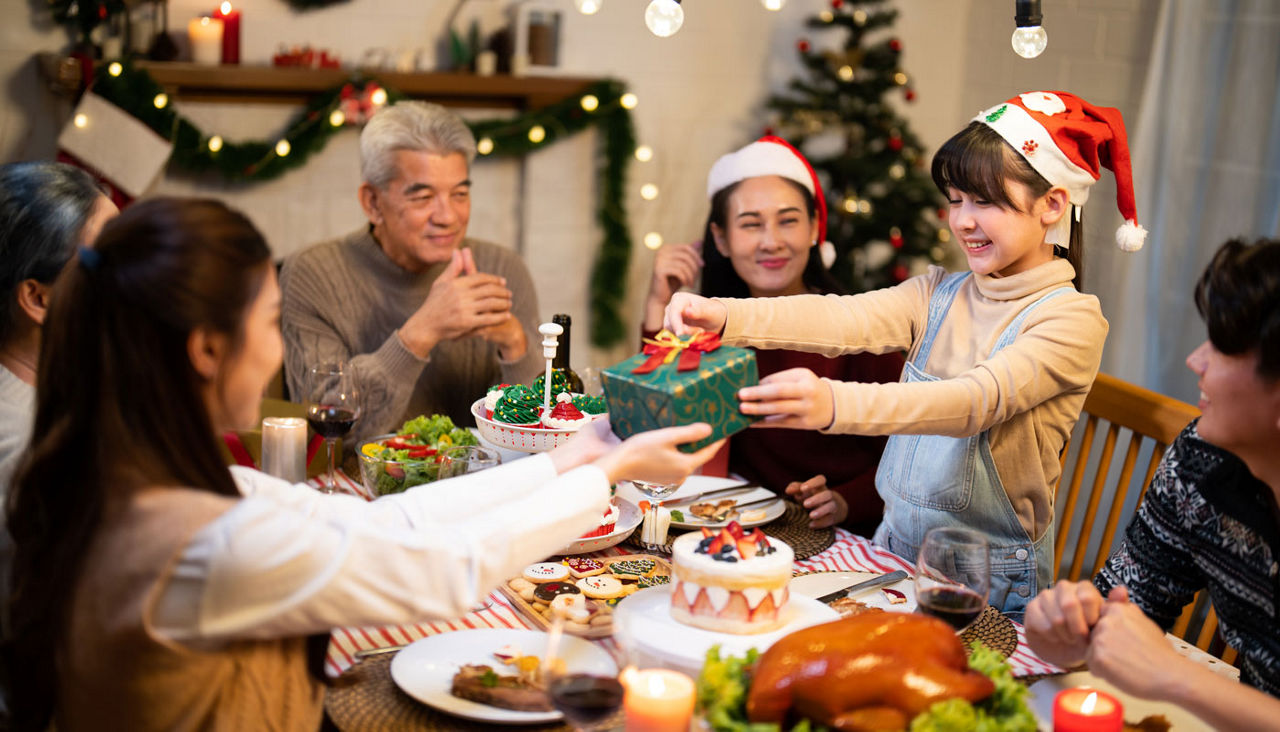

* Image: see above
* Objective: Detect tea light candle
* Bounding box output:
[1053,688,1123,732]
[187,15,224,65]
[261,417,308,483]
[622,668,695,732]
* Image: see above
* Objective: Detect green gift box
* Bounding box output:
[601,332,758,453]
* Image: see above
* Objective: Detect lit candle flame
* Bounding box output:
[1081,691,1098,714]
[220,1,232,14]
[647,673,667,695]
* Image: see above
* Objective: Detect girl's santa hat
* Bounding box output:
[975,91,1147,252]
[706,136,836,268]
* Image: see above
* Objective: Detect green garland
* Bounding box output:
[89,61,634,347]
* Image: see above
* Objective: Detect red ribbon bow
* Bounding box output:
[631,329,721,375]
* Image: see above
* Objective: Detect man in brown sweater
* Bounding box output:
[281,102,542,444]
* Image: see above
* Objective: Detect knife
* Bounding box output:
[663,482,758,507]
[815,570,910,604]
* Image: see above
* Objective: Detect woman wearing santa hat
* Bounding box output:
[642,137,904,534]
[665,91,1145,616]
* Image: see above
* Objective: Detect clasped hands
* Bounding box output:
[400,248,527,360]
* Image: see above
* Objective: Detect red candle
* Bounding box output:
[1053,688,1123,732]
[214,1,241,64]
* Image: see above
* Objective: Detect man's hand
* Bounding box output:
[737,368,836,431]
[398,248,517,358]
[784,475,847,529]
[1024,580,1112,669]
[1086,589,1195,700]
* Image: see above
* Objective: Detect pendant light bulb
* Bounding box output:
[762,0,786,10]
[574,0,602,15]
[645,0,684,38]
[1012,0,1047,58]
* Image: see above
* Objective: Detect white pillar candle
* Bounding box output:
[261,417,308,483]
[187,16,224,65]
[475,50,497,76]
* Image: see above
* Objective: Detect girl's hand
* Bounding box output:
[784,474,847,528]
[664,293,727,336]
[1086,589,1196,700]
[644,243,704,331]
[593,422,724,486]
[738,368,835,430]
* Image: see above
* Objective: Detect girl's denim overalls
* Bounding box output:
[872,271,1072,617]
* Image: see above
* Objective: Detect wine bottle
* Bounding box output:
[551,313,585,394]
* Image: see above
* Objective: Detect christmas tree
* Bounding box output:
[767,0,949,293]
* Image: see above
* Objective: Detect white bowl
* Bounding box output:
[470,397,603,453]
[558,498,642,555]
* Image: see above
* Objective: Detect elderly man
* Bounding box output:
[1025,238,1280,729]
[281,102,541,443]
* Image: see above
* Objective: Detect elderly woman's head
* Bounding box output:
[0,162,116,345]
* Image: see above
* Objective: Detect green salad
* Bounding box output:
[359,414,479,496]
[697,644,1035,732]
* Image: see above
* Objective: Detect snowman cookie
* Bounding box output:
[522,562,570,584]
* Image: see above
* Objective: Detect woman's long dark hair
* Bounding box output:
[699,178,845,298]
[931,122,1085,289]
[4,198,272,730]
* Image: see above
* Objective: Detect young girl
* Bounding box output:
[5,198,719,730]
[666,91,1145,615]
[643,137,903,533]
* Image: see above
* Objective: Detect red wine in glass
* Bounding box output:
[305,362,360,494]
[917,585,985,631]
[306,405,357,439]
[547,673,624,728]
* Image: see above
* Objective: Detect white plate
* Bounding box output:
[558,498,643,555]
[788,571,918,612]
[389,628,617,725]
[612,585,838,678]
[615,476,786,529]
[1028,671,1211,731]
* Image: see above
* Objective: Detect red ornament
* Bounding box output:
[890,230,904,248]
[797,39,810,53]
[937,207,947,220]
[889,38,902,52]
[905,88,917,102]
[831,0,843,8]
[888,136,904,151]
[892,264,909,282]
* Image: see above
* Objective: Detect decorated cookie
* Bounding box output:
[550,593,591,624]
[637,574,671,589]
[609,558,657,580]
[576,575,624,599]
[494,384,542,425]
[563,557,606,579]
[522,562,569,583]
[534,581,582,603]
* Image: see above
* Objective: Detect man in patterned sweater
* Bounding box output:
[1025,238,1280,728]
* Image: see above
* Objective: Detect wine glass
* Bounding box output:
[630,480,680,552]
[914,527,991,632]
[543,614,625,731]
[304,362,361,494]
[437,445,500,480]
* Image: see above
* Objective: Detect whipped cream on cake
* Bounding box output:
[542,393,591,430]
[670,523,793,635]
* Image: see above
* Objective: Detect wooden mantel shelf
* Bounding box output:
[132,61,600,109]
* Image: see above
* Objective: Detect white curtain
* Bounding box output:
[1088,0,1280,402]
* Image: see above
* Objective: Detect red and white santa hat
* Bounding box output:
[974,91,1147,252]
[706,135,836,267]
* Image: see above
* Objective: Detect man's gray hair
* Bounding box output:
[359,101,477,189]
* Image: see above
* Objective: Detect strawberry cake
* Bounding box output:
[669,523,792,635]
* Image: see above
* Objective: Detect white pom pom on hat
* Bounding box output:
[706,135,835,267]
[974,91,1147,252]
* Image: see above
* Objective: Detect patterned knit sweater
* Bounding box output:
[1096,420,1280,695]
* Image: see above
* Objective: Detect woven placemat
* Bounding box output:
[326,653,617,731]
[959,605,1018,659]
[621,501,835,559]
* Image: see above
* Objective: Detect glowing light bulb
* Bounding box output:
[643,232,664,249]
[894,72,908,85]
[574,0,603,14]
[477,137,494,155]
[762,0,786,10]
[580,94,599,112]
[640,183,659,200]
[369,88,388,106]
[645,0,684,37]
[838,65,854,82]
[819,10,833,22]
[329,110,345,127]
[620,93,638,109]
[73,114,88,128]
[107,62,123,77]
[275,139,291,157]
[889,163,905,179]
[208,135,223,152]
[842,197,857,213]
[1011,26,1048,58]
[152,93,168,109]
[634,145,653,162]
[528,125,546,143]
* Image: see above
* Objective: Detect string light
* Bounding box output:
[634,145,654,162]
[620,93,638,109]
[580,94,599,112]
[838,65,854,82]
[208,135,223,152]
[1012,0,1048,58]
[152,93,168,109]
[762,0,786,9]
[889,163,905,179]
[894,72,908,86]
[73,113,88,128]
[369,88,388,106]
[328,109,345,127]
[858,200,872,215]
[819,10,834,22]
[644,0,684,37]
[574,0,603,14]
[643,232,664,249]
[528,125,546,143]
[640,183,659,200]
[107,62,123,77]
[842,196,858,213]
[853,9,867,25]
[938,229,952,243]
[477,137,495,155]
[275,139,291,157]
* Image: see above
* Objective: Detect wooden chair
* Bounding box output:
[1053,373,1234,661]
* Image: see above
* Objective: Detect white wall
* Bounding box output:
[1,0,1164,369]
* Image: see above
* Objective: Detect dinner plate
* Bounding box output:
[615,476,785,529]
[557,498,643,555]
[389,628,616,725]
[789,570,918,612]
[612,585,838,678]
[1027,671,1211,731]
